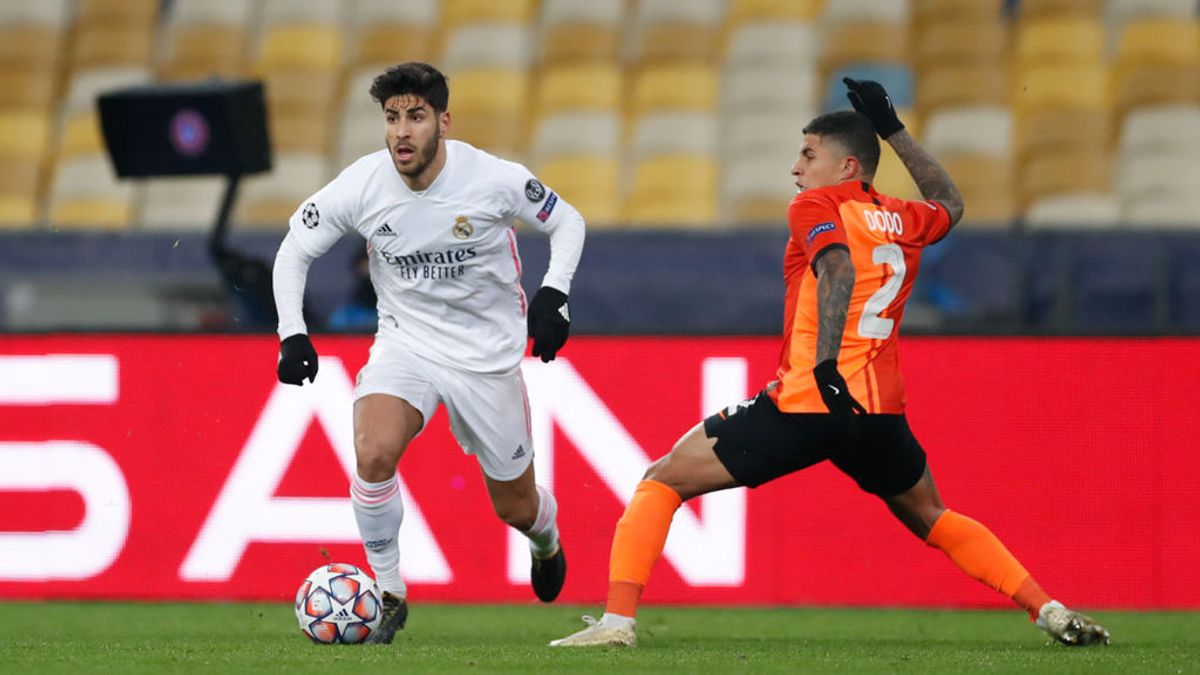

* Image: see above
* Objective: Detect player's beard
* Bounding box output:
[393,121,442,181]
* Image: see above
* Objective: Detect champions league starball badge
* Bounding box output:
[301,202,320,229]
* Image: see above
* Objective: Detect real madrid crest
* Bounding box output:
[452,215,473,240]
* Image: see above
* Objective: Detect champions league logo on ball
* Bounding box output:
[168,109,210,158]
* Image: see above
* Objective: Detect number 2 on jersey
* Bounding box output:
[857,243,905,339]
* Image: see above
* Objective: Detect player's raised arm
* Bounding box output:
[843,78,965,227]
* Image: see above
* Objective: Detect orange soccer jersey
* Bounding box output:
[769,181,952,414]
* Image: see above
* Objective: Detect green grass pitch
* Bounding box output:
[1,601,1196,674]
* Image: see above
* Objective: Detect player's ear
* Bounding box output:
[439,111,451,137]
[841,155,860,181]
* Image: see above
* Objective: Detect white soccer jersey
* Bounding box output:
[273,140,585,373]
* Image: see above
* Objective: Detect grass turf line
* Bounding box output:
[0,602,1195,674]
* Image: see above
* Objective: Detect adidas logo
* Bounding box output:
[375,223,396,237]
[334,608,353,620]
[511,445,526,460]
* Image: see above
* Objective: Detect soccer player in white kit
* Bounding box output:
[271,63,585,645]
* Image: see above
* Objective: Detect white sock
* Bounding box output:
[600,613,635,627]
[350,473,407,598]
[523,484,560,558]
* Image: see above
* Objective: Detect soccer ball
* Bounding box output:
[294,562,382,644]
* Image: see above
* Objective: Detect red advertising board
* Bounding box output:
[0,335,1196,609]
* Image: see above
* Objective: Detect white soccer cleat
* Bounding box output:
[548,615,637,647]
[1036,600,1111,646]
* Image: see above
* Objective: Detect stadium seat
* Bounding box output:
[0,158,43,228]
[913,0,1004,24]
[630,63,719,115]
[1013,17,1104,70]
[537,64,623,116]
[0,70,57,112]
[168,0,258,26]
[442,0,538,26]
[535,155,620,226]
[77,0,158,26]
[630,0,726,64]
[1011,65,1109,113]
[268,109,332,155]
[940,155,1016,225]
[916,64,1010,114]
[1115,19,1200,67]
[1015,0,1103,19]
[540,0,623,64]
[70,24,156,70]
[914,19,1008,71]
[446,68,531,156]
[0,111,52,161]
[60,67,153,117]
[1015,108,1112,163]
[873,142,921,201]
[724,111,808,161]
[723,155,795,224]
[631,111,718,160]
[727,0,823,23]
[0,25,65,72]
[1119,104,1200,159]
[724,22,820,70]
[1018,152,1112,208]
[443,24,535,72]
[533,111,621,160]
[923,106,1012,158]
[1025,194,1120,229]
[1105,0,1197,24]
[140,177,227,231]
[47,155,140,230]
[260,0,346,27]
[824,0,910,25]
[1123,198,1200,228]
[1113,66,1200,120]
[0,1,72,27]
[159,25,248,81]
[721,65,819,114]
[352,0,439,64]
[257,25,344,72]
[58,113,107,159]
[819,22,910,77]
[1117,155,1200,204]
[625,156,719,228]
[236,153,329,228]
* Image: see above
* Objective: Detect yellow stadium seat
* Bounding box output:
[78,0,158,26]
[0,27,64,71]
[625,156,718,228]
[873,143,920,200]
[47,155,139,230]
[1013,17,1103,69]
[441,0,537,26]
[58,113,107,159]
[537,64,622,116]
[50,199,136,229]
[915,19,1008,70]
[727,0,823,23]
[533,111,621,160]
[269,110,332,154]
[0,111,52,160]
[160,25,248,81]
[917,65,1010,115]
[356,26,435,65]
[536,156,620,225]
[634,22,722,65]
[1114,66,1200,118]
[236,153,328,228]
[1015,108,1112,163]
[630,64,719,115]
[258,26,343,72]
[0,158,41,197]
[821,22,910,75]
[1115,20,1200,67]
[262,71,339,117]
[451,69,530,115]
[1012,65,1109,112]
[913,0,1004,25]
[1016,0,1102,19]
[941,155,1015,217]
[70,25,155,69]
[140,176,226,231]
[0,195,39,228]
[1018,152,1111,208]
[541,24,621,64]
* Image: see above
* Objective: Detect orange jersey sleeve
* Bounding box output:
[770,182,951,414]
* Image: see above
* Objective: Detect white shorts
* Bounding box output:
[354,343,533,481]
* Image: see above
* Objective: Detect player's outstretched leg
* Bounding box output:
[531,543,567,603]
[1036,601,1111,646]
[549,614,637,647]
[365,591,409,645]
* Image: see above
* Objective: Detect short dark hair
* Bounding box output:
[369,62,449,112]
[802,111,880,177]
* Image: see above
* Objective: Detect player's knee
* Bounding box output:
[354,432,403,482]
[492,498,537,531]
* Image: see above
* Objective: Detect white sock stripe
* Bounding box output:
[351,475,400,504]
[531,485,557,534]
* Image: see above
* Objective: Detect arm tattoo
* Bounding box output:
[887,129,965,225]
[815,248,855,364]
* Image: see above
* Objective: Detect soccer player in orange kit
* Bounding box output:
[550,78,1110,648]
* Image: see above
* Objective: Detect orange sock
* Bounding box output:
[926,510,1052,620]
[605,479,683,618]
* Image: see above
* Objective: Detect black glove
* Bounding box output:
[527,287,570,363]
[813,359,866,432]
[843,77,904,139]
[277,333,318,385]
